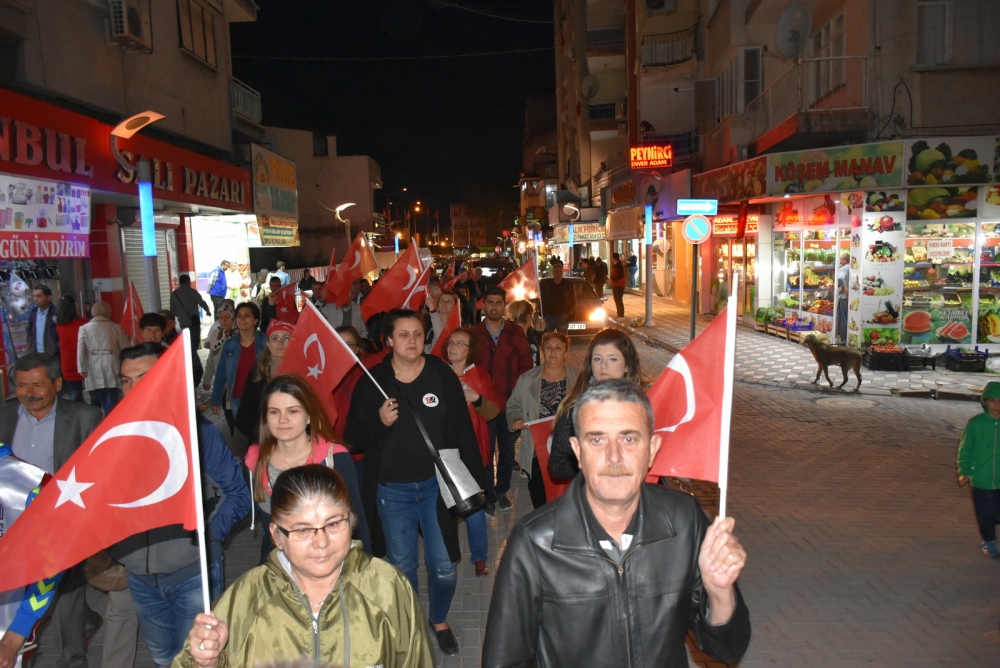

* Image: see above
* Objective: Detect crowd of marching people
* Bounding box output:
[0,252,751,668]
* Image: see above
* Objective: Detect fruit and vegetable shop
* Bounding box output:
[691,135,1000,353]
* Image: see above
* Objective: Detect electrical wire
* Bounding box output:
[233,46,553,61]
[444,2,553,24]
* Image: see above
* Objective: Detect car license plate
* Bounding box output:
[568,323,586,330]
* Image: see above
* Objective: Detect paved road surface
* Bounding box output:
[29,339,1000,667]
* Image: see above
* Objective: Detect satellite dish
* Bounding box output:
[580,74,600,101]
[775,2,811,59]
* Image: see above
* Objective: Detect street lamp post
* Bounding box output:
[110,111,166,311]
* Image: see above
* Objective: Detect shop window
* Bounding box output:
[919,0,1000,67]
[743,48,761,108]
[312,132,329,157]
[810,11,846,102]
[177,0,217,68]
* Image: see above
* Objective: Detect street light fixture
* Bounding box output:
[110,110,166,310]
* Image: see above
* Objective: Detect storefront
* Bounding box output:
[708,213,762,317]
[693,135,1000,351]
[0,87,252,381]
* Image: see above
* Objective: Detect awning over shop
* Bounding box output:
[607,206,644,241]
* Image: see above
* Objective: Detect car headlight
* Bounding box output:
[588,308,607,322]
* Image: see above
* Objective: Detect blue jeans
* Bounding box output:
[62,380,84,402]
[229,396,241,416]
[464,510,488,563]
[89,387,121,415]
[128,557,223,667]
[488,413,518,499]
[377,478,457,624]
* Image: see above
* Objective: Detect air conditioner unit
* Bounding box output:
[110,0,152,52]
[615,102,626,119]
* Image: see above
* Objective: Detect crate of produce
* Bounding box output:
[863,345,905,371]
[944,346,988,372]
[787,322,814,332]
[753,321,767,332]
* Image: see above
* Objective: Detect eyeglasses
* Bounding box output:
[275,515,352,541]
[447,340,469,348]
[268,335,291,343]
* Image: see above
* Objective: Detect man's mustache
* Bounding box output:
[599,463,632,477]
[21,395,44,403]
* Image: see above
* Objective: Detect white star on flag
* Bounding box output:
[55,467,94,509]
[279,306,288,313]
[306,364,322,378]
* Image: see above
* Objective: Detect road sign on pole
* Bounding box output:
[681,214,712,245]
[677,199,719,216]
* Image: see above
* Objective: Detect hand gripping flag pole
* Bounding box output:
[181,331,212,613]
[717,273,738,520]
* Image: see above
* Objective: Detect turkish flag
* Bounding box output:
[277,301,359,425]
[497,257,539,302]
[0,341,198,591]
[121,280,145,341]
[431,304,461,359]
[443,262,455,280]
[526,417,571,501]
[401,264,432,311]
[272,283,300,325]
[328,233,380,307]
[645,307,729,483]
[360,244,424,321]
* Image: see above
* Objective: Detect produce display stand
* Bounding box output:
[863,347,905,371]
[903,345,938,371]
[944,346,988,373]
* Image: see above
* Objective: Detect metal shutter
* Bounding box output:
[122,228,171,311]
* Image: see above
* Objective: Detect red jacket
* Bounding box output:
[474,319,533,409]
[611,259,627,288]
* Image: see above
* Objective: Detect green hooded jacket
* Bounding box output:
[957,382,1000,490]
[171,542,434,668]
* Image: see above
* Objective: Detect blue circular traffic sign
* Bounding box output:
[681,214,712,245]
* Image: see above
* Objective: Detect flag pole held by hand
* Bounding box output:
[182,332,213,614]
[717,273,738,520]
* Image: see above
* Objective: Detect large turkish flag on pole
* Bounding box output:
[497,257,539,302]
[361,244,424,321]
[646,301,737,516]
[0,340,200,592]
[277,301,360,425]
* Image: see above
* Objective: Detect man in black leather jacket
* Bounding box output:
[482,380,751,667]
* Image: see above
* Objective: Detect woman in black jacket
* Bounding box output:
[547,328,643,481]
[345,309,487,657]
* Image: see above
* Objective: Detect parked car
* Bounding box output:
[470,258,515,287]
[537,276,608,335]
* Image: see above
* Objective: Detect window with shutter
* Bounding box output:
[743,48,761,108]
[916,2,948,66]
[177,0,193,52]
[204,12,216,67]
[176,0,218,69]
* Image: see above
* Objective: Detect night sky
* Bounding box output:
[231,0,555,224]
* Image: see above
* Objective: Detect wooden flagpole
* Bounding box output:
[181,332,213,613]
[717,273,738,519]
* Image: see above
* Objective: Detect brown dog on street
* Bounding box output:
[803,334,863,390]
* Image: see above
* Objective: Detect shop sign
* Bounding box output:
[629,143,672,170]
[553,223,606,244]
[767,141,904,196]
[903,136,995,186]
[925,238,953,260]
[690,156,766,202]
[607,206,644,241]
[0,172,90,257]
[0,88,251,212]
[256,217,299,247]
[712,215,759,236]
[774,194,850,230]
[251,144,298,221]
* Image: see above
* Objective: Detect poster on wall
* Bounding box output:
[856,193,905,348]
[0,174,90,258]
[846,215,864,349]
[904,136,994,187]
[767,141,904,197]
[906,185,978,220]
[773,194,851,230]
[983,184,1000,218]
[690,156,766,201]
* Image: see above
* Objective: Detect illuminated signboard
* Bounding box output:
[712,215,759,236]
[629,143,673,170]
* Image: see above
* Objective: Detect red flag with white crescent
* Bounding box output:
[360,244,423,321]
[121,280,145,341]
[431,304,462,360]
[401,264,432,311]
[526,417,571,501]
[497,257,539,302]
[645,307,730,483]
[327,233,380,307]
[0,341,199,591]
[272,283,300,325]
[277,301,359,425]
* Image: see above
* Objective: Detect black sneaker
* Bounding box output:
[431,623,459,656]
[484,502,496,517]
[497,493,512,510]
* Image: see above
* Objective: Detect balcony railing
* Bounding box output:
[586,26,625,49]
[745,55,867,129]
[640,129,700,163]
[641,26,696,67]
[229,78,262,124]
[589,102,619,120]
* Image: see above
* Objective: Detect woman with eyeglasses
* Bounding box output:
[245,374,370,563]
[178,465,433,668]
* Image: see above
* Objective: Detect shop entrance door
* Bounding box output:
[711,237,756,316]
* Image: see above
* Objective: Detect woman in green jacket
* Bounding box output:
[957,381,1000,558]
[174,465,433,668]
